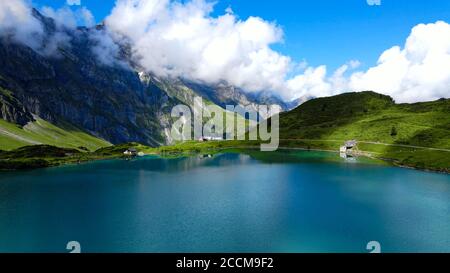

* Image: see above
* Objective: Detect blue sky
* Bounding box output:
[33,0,450,73]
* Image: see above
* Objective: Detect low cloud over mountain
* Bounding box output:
[1,0,449,103]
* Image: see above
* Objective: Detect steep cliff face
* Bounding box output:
[0,85,34,126]
[182,81,291,112]
[0,10,290,147]
[0,10,184,146]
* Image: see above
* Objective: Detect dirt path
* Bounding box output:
[280,139,450,152]
[358,141,450,152]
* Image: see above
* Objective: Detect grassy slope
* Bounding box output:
[278,92,450,172]
[280,92,450,148]
[153,77,254,139]
[1,92,448,173]
[0,118,111,151]
[145,92,450,173]
[0,145,116,170]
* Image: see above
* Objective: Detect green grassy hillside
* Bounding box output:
[280,91,450,148]
[1,92,448,173]
[278,91,450,172]
[0,118,111,151]
[150,76,254,139]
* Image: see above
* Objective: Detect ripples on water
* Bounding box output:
[0,150,449,253]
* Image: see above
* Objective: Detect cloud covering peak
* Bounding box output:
[1,0,449,103]
[0,0,44,49]
[106,0,290,94]
[0,0,121,64]
[105,0,450,103]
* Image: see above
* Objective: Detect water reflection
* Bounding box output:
[0,151,448,253]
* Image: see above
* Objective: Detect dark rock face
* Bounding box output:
[0,11,181,146]
[182,80,290,111]
[0,85,34,126]
[0,10,290,146]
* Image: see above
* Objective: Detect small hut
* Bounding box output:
[123,148,138,156]
[340,140,357,153]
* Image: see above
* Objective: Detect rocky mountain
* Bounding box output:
[182,81,293,112]
[0,9,289,147]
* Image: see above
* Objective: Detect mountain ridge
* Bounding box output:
[279,91,450,149]
[0,9,289,148]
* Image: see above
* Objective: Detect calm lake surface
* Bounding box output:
[0,150,449,253]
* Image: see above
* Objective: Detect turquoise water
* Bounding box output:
[0,151,449,253]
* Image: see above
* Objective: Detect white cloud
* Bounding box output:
[41,6,78,29]
[287,66,331,99]
[1,0,449,103]
[105,0,450,103]
[67,0,81,6]
[106,0,290,93]
[0,0,44,50]
[348,21,450,102]
[287,22,450,103]
[0,0,102,60]
[89,28,126,67]
[348,60,361,69]
[80,7,95,27]
[41,6,95,28]
[37,6,96,57]
[40,5,122,65]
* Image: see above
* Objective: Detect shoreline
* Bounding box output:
[0,144,449,175]
[153,146,450,175]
